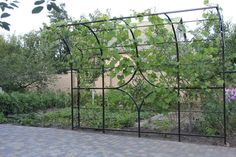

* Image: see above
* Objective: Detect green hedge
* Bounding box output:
[0,91,70,116]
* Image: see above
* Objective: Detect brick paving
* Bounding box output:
[0,124,236,157]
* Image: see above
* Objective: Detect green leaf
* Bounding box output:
[137,15,144,23]
[0,6,5,12]
[50,2,60,12]
[5,6,14,10]
[1,22,10,31]
[1,13,10,18]
[204,0,209,5]
[47,4,52,11]
[34,0,45,5]
[117,74,124,80]
[0,2,9,11]
[134,29,141,37]
[10,3,18,8]
[32,6,44,14]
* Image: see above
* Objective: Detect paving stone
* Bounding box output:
[0,124,236,157]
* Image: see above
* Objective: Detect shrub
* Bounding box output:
[0,92,13,116]
[0,91,70,116]
[39,108,71,128]
[0,112,7,123]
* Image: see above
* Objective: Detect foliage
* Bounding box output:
[39,107,71,128]
[143,85,177,113]
[0,112,6,123]
[6,109,71,127]
[224,88,236,134]
[7,107,136,129]
[0,91,70,116]
[225,23,236,74]
[105,90,134,110]
[0,0,19,30]
[0,33,55,91]
[42,10,181,112]
[0,0,59,31]
[0,5,71,83]
[188,10,236,136]
[80,107,136,129]
[76,90,137,128]
[153,119,176,132]
[37,4,73,74]
[32,0,60,14]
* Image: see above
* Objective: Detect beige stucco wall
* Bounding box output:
[47,71,77,92]
[46,71,133,93]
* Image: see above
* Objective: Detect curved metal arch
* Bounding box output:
[61,37,71,55]
[115,88,139,111]
[71,19,138,90]
[163,14,180,90]
[164,13,180,57]
[53,28,72,58]
[64,15,181,98]
[85,19,141,119]
[73,43,84,64]
[104,19,138,89]
[76,23,106,132]
[114,70,138,89]
[164,13,181,142]
[53,25,80,61]
[139,67,159,87]
[54,25,93,63]
[71,23,105,66]
[120,19,139,58]
[112,17,180,110]
[138,14,180,89]
[139,67,172,88]
[78,23,103,56]
[139,91,154,110]
[67,21,135,90]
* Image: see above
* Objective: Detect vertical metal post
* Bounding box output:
[165,14,181,142]
[138,108,141,137]
[102,64,105,133]
[70,63,74,130]
[177,42,181,143]
[216,6,226,144]
[77,70,81,128]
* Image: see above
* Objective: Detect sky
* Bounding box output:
[1,0,236,36]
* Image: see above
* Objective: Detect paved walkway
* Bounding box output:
[1,125,236,157]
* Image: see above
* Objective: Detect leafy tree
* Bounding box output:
[39,3,72,73]
[0,33,54,91]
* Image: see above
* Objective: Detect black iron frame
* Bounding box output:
[61,6,229,144]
